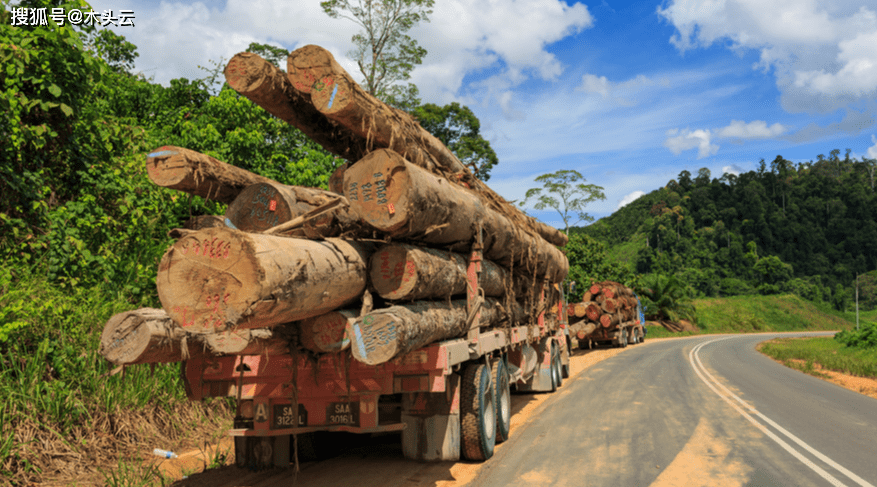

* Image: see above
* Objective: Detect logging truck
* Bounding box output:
[179,230,571,468]
[567,283,646,349]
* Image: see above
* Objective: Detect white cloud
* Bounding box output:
[664,119,789,157]
[717,120,788,139]
[664,128,718,158]
[617,191,645,210]
[868,134,877,159]
[723,164,744,176]
[580,74,611,97]
[658,0,877,113]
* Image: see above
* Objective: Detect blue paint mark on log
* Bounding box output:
[353,323,367,359]
[224,217,238,229]
[147,150,178,158]
[328,84,338,109]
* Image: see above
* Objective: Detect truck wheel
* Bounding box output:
[551,342,563,389]
[461,363,496,461]
[491,358,511,443]
[628,327,638,345]
[639,328,646,343]
[618,329,628,348]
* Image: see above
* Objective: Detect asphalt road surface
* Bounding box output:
[469,332,877,487]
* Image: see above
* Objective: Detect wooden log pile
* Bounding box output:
[567,281,638,340]
[98,44,569,368]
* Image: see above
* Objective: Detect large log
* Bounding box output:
[99,308,206,365]
[347,299,513,366]
[156,226,371,333]
[297,309,356,354]
[344,149,568,282]
[369,243,513,301]
[145,146,274,203]
[224,181,335,233]
[223,52,367,162]
[203,328,289,356]
[288,45,568,248]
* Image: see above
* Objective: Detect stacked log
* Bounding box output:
[568,281,638,340]
[99,43,569,368]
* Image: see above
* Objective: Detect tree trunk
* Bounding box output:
[183,215,226,230]
[343,149,568,282]
[571,322,598,341]
[99,308,206,365]
[224,181,336,233]
[203,328,290,356]
[369,243,516,301]
[348,298,513,366]
[585,303,601,322]
[573,303,587,318]
[224,52,368,162]
[157,226,371,333]
[297,309,356,354]
[286,45,568,248]
[145,146,274,203]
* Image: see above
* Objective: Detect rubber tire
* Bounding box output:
[491,358,511,443]
[562,337,571,379]
[629,328,638,345]
[551,342,563,388]
[640,328,646,343]
[619,328,628,348]
[461,363,496,461]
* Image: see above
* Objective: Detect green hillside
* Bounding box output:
[572,157,877,313]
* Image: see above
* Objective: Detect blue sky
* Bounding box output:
[88,0,877,230]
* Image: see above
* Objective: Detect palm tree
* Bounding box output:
[638,274,697,323]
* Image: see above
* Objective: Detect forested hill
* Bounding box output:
[576,152,877,309]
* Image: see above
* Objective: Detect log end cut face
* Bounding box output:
[225,182,307,232]
[157,227,254,333]
[145,146,187,187]
[343,149,410,233]
[347,314,401,366]
[369,245,418,300]
[311,75,353,116]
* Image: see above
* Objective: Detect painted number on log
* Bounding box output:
[272,404,308,429]
[326,402,359,426]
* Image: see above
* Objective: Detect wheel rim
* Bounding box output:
[484,372,496,440]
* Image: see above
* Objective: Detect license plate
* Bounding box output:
[272,403,307,429]
[326,402,359,426]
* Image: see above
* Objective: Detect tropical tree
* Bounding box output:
[637,274,697,323]
[321,0,434,110]
[520,169,606,233]
[412,102,498,180]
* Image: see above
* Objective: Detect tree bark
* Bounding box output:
[224,181,336,233]
[145,146,274,203]
[343,149,568,282]
[297,309,356,354]
[347,298,513,366]
[224,52,368,162]
[99,308,206,365]
[157,226,371,333]
[288,45,568,248]
[369,243,515,300]
[183,215,226,230]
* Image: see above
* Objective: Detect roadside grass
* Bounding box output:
[0,266,234,486]
[692,294,855,334]
[757,336,877,380]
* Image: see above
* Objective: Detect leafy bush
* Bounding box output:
[835,322,877,349]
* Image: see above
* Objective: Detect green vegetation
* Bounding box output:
[835,322,877,349]
[638,274,697,323]
[758,337,877,380]
[575,154,877,312]
[694,294,852,333]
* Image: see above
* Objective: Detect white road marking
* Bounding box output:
[689,337,875,487]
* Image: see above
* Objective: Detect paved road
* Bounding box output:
[468,333,877,487]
